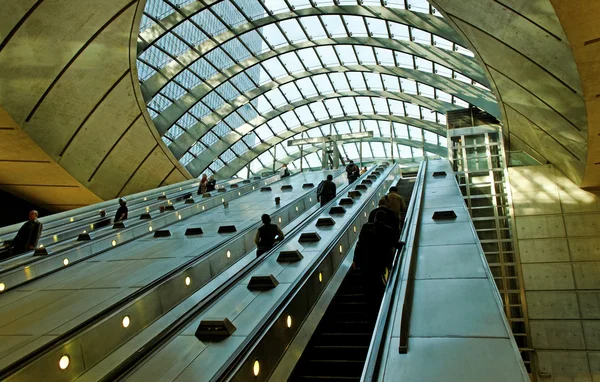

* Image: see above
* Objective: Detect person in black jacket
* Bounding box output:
[254,214,285,257]
[353,210,399,309]
[281,164,291,178]
[317,174,337,207]
[368,198,401,236]
[12,210,43,255]
[346,160,359,183]
[114,198,128,223]
[206,175,216,192]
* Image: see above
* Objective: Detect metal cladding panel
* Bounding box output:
[380,160,528,381]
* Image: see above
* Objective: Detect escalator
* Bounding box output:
[289,269,376,381]
[289,176,417,381]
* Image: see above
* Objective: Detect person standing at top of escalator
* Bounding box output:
[114,198,128,223]
[254,214,285,257]
[12,210,43,255]
[346,160,359,183]
[353,210,400,308]
[198,174,208,195]
[317,174,337,207]
[206,175,216,192]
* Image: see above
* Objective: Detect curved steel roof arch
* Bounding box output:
[169,88,456,161]
[151,41,492,136]
[139,8,477,99]
[185,111,446,177]
[208,119,446,178]
[138,2,463,56]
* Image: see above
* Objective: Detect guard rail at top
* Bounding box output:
[361,159,427,381]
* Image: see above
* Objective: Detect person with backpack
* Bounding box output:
[346,160,359,183]
[254,214,285,257]
[317,174,336,207]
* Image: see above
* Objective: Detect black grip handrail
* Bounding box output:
[360,159,428,381]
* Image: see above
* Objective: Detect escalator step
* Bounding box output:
[306,345,369,361]
[296,377,360,381]
[299,360,365,378]
[314,333,372,346]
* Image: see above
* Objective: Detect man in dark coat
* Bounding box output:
[12,210,43,255]
[353,210,399,309]
[114,198,128,223]
[254,214,285,257]
[317,174,337,207]
[346,160,359,183]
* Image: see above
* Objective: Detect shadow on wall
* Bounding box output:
[0,189,50,228]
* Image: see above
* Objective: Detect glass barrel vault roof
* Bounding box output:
[136,0,497,177]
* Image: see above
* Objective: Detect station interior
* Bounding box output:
[0,0,599,381]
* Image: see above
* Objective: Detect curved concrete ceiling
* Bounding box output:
[428,0,590,187]
[0,0,192,210]
[548,0,600,187]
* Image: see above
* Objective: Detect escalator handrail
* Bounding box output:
[0,171,316,379]
[208,166,398,382]
[108,168,380,382]
[361,159,428,381]
[0,174,283,279]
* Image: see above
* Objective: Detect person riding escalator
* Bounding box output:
[353,210,400,309]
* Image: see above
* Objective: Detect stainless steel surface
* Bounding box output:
[0,175,281,292]
[0,171,339,381]
[377,160,528,381]
[122,166,397,381]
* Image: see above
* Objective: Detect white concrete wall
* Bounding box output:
[509,164,600,381]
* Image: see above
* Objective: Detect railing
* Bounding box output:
[361,159,427,381]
